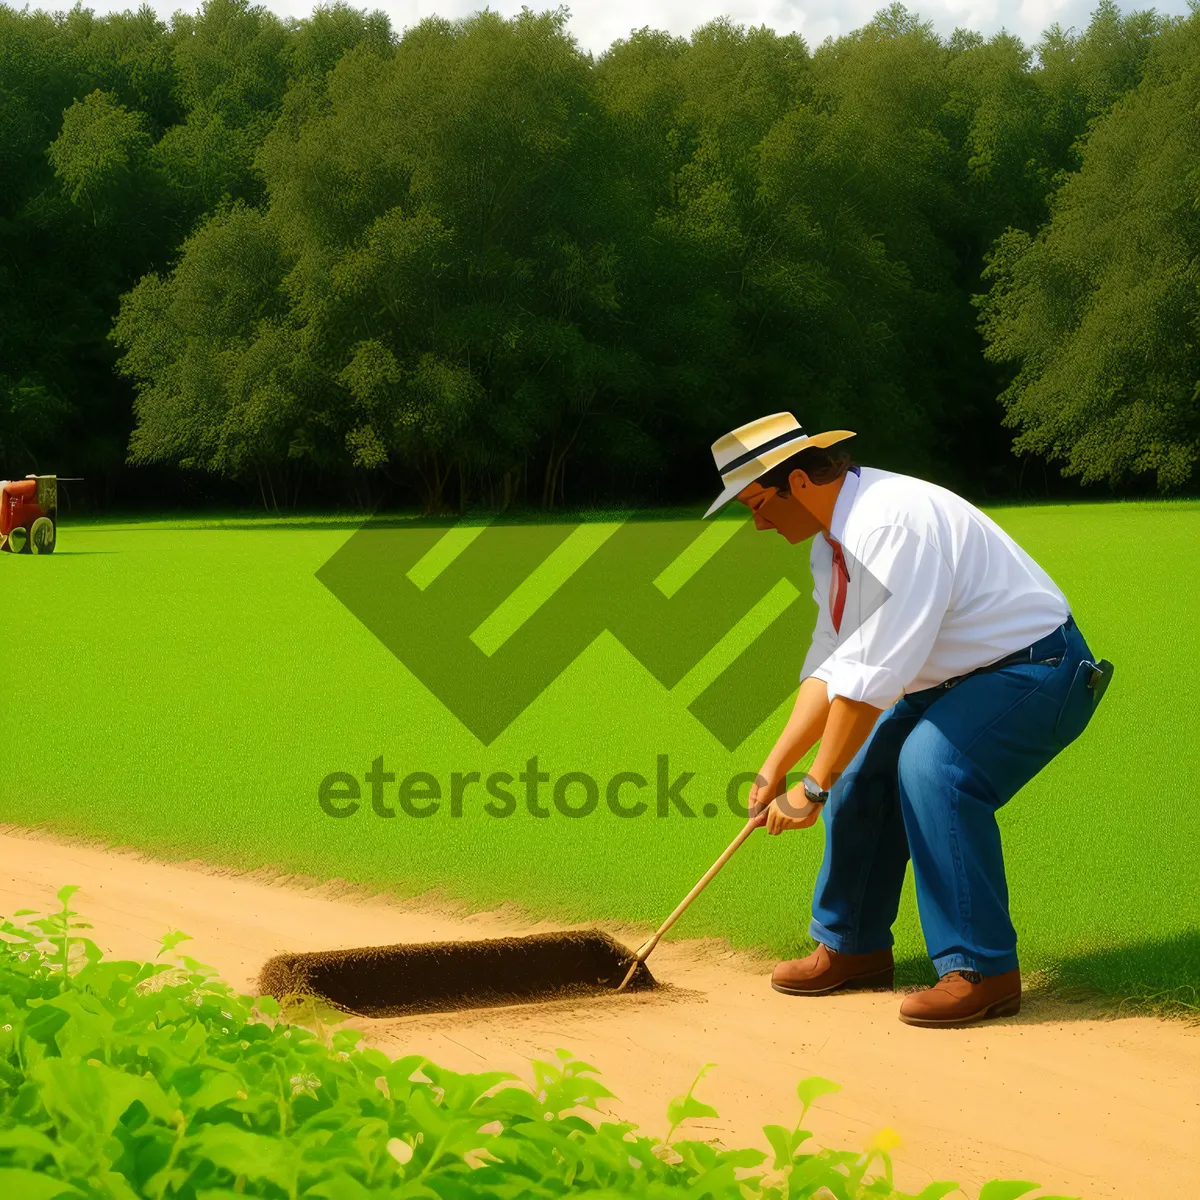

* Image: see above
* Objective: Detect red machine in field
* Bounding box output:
[0,475,57,554]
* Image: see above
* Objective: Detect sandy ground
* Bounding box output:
[1,827,1196,1199]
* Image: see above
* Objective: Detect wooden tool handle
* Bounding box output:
[633,818,762,962]
[615,818,762,992]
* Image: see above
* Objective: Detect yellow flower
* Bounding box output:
[866,1127,901,1155]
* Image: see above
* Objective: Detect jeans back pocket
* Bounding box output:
[1054,660,1099,747]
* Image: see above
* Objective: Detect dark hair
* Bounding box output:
[756,445,854,494]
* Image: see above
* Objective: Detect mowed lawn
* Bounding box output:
[2,500,1197,1006]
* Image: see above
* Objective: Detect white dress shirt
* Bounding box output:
[800,467,1071,709]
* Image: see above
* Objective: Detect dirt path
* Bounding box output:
[1,828,1195,1199]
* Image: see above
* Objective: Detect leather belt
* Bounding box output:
[932,616,1074,694]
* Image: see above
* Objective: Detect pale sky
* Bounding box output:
[62,0,1195,56]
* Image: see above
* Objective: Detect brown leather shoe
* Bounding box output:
[898,968,1021,1027]
[772,943,894,996]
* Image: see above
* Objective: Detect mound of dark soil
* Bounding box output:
[258,929,656,1017]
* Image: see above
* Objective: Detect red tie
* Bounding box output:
[826,536,849,634]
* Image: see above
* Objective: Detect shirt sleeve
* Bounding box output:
[821,524,953,709]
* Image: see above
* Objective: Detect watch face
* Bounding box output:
[804,777,826,804]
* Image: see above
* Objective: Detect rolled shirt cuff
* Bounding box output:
[823,661,905,710]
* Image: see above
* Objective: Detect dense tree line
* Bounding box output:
[1,0,1196,511]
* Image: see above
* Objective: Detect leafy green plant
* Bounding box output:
[0,891,1084,1199]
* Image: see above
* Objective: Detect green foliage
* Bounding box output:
[116,201,295,482]
[977,10,1200,491]
[664,1062,718,1140]
[0,892,1083,1199]
[1,1,1197,504]
[0,373,70,477]
[0,0,394,498]
[48,90,154,222]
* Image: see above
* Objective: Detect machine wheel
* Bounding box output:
[30,516,56,555]
[9,526,29,554]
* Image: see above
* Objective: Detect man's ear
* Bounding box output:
[787,468,811,493]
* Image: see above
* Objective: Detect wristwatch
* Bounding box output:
[802,774,830,806]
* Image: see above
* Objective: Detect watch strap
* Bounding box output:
[802,774,829,805]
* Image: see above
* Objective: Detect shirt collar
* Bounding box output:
[827,465,861,546]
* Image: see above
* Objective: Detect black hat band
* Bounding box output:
[721,428,807,478]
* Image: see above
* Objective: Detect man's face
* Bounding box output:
[737,475,824,544]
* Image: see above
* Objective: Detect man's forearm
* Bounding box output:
[762,676,832,784]
[809,696,885,790]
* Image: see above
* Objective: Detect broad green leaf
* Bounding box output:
[674,1138,718,1172]
[158,931,193,956]
[85,1167,140,1200]
[0,1168,81,1199]
[790,1150,861,1191]
[665,1092,718,1128]
[665,1061,718,1134]
[188,1069,245,1112]
[762,1124,796,1169]
[330,1028,364,1054]
[0,1128,60,1162]
[34,1057,176,1133]
[908,1184,962,1200]
[22,1004,70,1048]
[183,1124,294,1188]
[304,1176,378,1200]
[715,1146,766,1168]
[0,924,41,944]
[76,938,104,968]
[44,997,116,1062]
[977,1183,1042,1200]
[796,1076,841,1111]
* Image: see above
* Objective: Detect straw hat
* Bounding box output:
[704,413,855,517]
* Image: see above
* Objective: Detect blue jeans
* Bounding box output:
[809,618,1097,978]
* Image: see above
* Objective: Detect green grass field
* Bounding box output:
[3,500,1198,1010]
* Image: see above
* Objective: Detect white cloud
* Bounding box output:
[66,0,1194,56]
